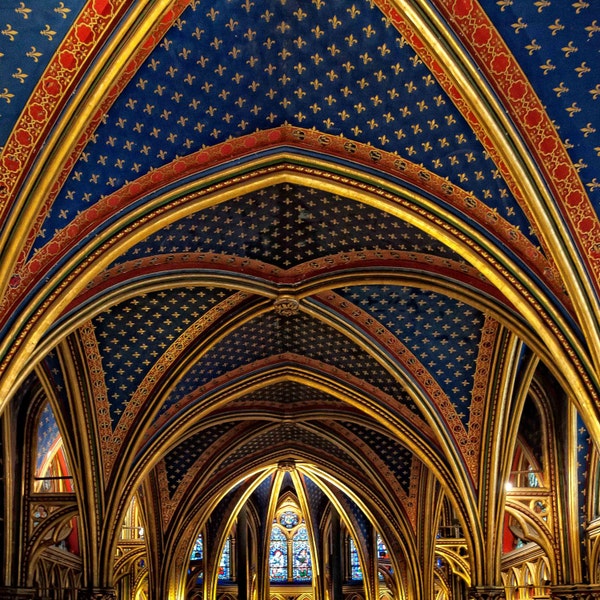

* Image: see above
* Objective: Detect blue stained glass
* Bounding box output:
[191,534,203,560]
[218,537,231,580]
[280,510,300,529]
[349,538,363,581]
[527,466,540,488]
[270,527,288,582]
[377,533,389,559]
[292,526,312,581]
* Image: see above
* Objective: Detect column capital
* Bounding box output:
[77,589,117,600]
[468,586,506,600]
[551,585,600,600]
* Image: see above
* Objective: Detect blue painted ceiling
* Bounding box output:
[8,0,599,533]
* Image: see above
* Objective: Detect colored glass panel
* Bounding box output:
[191,534,203,560]
[350,538,363,581]
[280,510,300,529]
[270,526,288,582]
[218,537,231,580]
[292,526,312,581]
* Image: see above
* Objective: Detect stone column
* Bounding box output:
[468,586,506,600]
[330,511,343,600]
[237,507,248,600]
[551,585,600,600]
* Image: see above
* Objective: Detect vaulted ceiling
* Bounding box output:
[1,0,600,586]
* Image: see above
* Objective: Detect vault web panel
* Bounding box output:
[478,0,600,205]
[336,285,485,427]
[164,421,238,496]
[34,0,537,254]
[342,420,413,495]
[0,1,86,148]
[219,424,361,470]
[232,380,346,407]
[41,348,67,400]
[252,475,275,539]
[110,183,468,270]
[341,493,372,547]
[91,285,234,424]
[302,475,329,531]
[156,311,423,421]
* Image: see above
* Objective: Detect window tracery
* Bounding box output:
[269,498,313,583]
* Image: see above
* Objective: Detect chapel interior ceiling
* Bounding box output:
[2,0,599,553]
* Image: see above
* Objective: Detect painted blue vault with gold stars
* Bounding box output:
[1,0,600,596]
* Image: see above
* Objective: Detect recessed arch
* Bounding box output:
[3,152,595,443]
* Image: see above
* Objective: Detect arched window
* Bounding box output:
[35,401,72,493]
[292,525,311,581]
[218,536,231,580]
[269,526,288,582]
[377,533,388,559]
[269,500,313,583]
[349,538,363,581]
[191,534,203,560]
[377,533,389,581]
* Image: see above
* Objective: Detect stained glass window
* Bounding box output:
[527,466,540,487]
[218,536,231,580]
[349,538,363,580]
[377,533,389,559]
[191,534,203,560]
[269,526,288,582]
[280,510,300,529]
[292,526,311,581]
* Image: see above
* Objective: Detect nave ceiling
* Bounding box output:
[1,0,600,591]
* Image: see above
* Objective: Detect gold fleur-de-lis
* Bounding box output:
[585,20,600,38]
[206,7,219,21]
[225,17,238,31]
[539,59,555,75]
[311,25,324,38]
[54,2,71,18]
[241,0,254,13]
[347,4,360,18]
[562,41,578,57]
[362,24,376,37]
[589,84,600,100]
[525,39,541,55]
[575,61,591,77]
[12,68,27,84]
[553,82,569,97]
[26,46,42,62]
[15,2,31,19]
[276,21,290,34]
[2,24,18,42]
[580,124,596,138]
[328,15,342,28]
[572,1,589,14]
[40,24,57,41]
[548,19,564,36]
[586,178,600,192]
[565,102,581,117]
[293,8,307,20]
[378,43,390,56]
[496,0,513,11]
[0,88,15,103]
[511,17,527,34]
[534,0,550,12]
